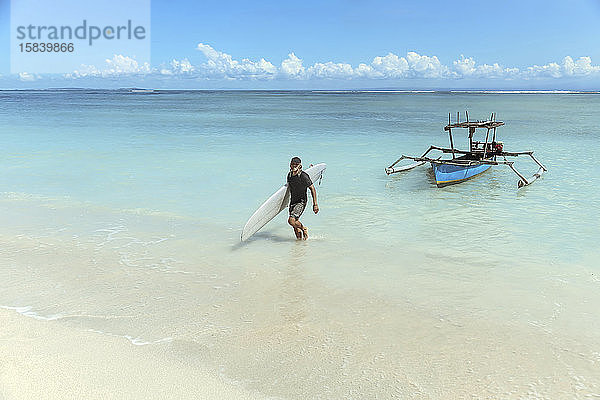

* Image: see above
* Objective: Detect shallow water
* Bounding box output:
[1,90,599,398]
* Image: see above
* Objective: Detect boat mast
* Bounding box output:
[483,128,490,158]
[466,111,473,152]
[482,112,494,159]
[448,112,456,159]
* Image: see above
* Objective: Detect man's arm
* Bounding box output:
[309,184,319,214]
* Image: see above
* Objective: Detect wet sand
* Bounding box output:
[1,196,600,399]
[0,308,266,400]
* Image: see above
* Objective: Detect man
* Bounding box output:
[287,157,319,240]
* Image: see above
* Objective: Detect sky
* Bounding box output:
[1,0,600,89]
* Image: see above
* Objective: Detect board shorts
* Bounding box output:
[289,200,306,220]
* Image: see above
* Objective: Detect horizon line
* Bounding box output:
[1,88,600,94]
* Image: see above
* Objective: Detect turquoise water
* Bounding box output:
[1,90,599,398]
[1,90,597,263]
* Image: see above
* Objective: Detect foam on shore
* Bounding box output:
[0,308,267,400]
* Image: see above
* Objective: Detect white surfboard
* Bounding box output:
[241,163,326,241]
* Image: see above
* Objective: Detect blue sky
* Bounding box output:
[2,0,600,89]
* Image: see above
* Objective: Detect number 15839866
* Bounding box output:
[19,43,74,52]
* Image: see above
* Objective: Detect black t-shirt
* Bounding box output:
[287,171,313,204]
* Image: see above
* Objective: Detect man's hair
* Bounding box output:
[290,156,301,164]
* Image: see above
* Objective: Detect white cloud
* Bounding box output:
[280,52,305,79]
[451,55,600,80]
[307,62,354,79]
[194,45,450,81]
[67,55,151,78]
[310,52,451,80]
[523,56,600,79]
[367,53,409,78]
[196,43,277,79]
[54,44,600,83]
[405,52,449,78]
[523,62,562,79]
[563,56,600,76]
[160,59,195,75]
[276,51,450,80]
[18,72,38,81]
[453,56,477,76]
[453,56,519,79]
[105,55,151,75]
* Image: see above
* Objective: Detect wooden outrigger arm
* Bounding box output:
[500,151,547,188]
[385,157,426,174]
[385,146,441,174]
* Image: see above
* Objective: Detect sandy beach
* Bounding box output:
[0,308,267,400]
[1,195,599,399]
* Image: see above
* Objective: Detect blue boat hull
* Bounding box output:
[431,161,492,187]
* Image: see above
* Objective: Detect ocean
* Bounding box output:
[1,90,599,398]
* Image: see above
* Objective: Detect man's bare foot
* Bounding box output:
[302,226,308,240]
[294,227,302,239]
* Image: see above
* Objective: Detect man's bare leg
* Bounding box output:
[301,225,308,240]
[294,227,303,239]
[288,217,303,239]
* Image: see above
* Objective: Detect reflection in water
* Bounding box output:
[278,243,309,325]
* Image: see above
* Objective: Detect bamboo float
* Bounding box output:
[385,159,426,174]
[385,146,436,174]
[518,166,546,187]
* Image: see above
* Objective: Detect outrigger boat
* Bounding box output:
[385,112,547,188]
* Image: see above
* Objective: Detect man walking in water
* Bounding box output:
[287,157,319,240]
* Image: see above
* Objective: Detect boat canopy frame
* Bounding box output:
[385,112,547,188]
